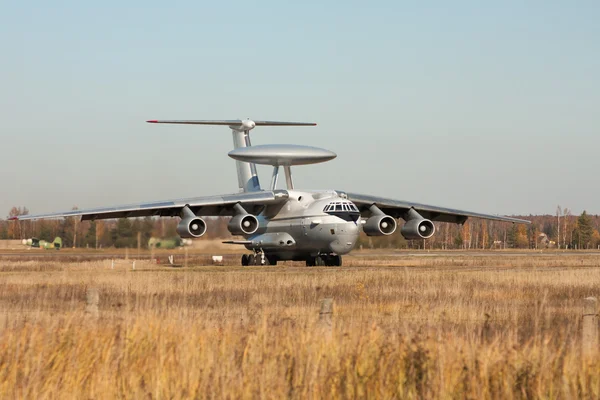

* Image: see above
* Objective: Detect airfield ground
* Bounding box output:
[0,250,598,398]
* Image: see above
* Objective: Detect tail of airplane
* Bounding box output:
[146,119,316,192]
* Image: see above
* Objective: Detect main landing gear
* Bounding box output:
[241,252,277,266]
[306,254,342,267]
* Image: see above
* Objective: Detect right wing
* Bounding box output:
[346,192,530,225]
[9,190,289,221]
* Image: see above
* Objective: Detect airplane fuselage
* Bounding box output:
[244,190,360,262]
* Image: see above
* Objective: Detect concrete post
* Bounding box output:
[86,287,99,318]
[583,297,598,356]
[137,231,141,259]
[318,298,333,335]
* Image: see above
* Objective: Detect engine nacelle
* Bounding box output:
[363,215,397,236]
[228,214,259,236]
[176,217,207,238]
[400,218,435,240]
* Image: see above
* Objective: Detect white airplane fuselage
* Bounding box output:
[244,190,361,261]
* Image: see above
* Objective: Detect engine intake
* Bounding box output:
[363,215,397,236]
[228,214,259,235]
[400,218,435,240]
[177,217,207,238]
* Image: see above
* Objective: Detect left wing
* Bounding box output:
[9,190,289,221]
[345,192,530,225]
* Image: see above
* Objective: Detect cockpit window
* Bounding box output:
[323,201,360,214]
[323,200,360,222]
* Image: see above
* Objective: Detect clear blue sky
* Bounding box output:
[2,1,599,216]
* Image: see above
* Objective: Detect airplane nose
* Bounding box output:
[329,222,359,255]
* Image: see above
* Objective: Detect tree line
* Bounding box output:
[1,205,599,250]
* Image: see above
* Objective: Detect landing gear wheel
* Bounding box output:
[306,257,316,267]
[241,254,249,266]
[333,255,342,267]
[266,255,277,266]
[247,254,256,266]
[316,256,325,267]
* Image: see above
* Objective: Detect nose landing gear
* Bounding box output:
[241,251,277,266]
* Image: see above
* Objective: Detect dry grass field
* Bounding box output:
[0,252,599,399]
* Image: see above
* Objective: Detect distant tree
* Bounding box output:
[112,218,135,248]
[573,211,594,249]
[507,224,528,248]
[454,229,464,248]
[564,208,573,248]
[60,207,80,248]
[507,225,517,248]
[529,224,539,249]
[556,205,562,249]
[84,221,97,248]
[0,221,7,240]
[7,206,29,239]
[516,225,529,248]
[164,219,178,238]
[141,217,154,243]
[96,220,114,248]
[592,229,600,250]
[462,222,471,249]
[38,221,54,242]
[70,206,79,248]
[481,221,488,249]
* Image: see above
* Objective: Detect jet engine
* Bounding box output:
[176,216,207,238]
[228,214,259,235]
[363,215,397,236]
[400,218,435,240]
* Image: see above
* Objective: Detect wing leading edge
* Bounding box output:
[9,191,289,222]
[345,192,530,225]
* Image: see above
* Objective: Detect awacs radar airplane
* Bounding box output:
[10,119,530,266]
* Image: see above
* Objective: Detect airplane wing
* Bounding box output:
[9,190,289,221]
[345,192,530,225]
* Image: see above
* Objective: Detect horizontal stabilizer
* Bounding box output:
[146,119,316,127]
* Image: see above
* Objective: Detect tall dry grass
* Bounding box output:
[0,255,599,398]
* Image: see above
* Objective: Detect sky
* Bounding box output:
[1,1,599,217]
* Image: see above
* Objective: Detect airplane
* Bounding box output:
[10,119,530,266]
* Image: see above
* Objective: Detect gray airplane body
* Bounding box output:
[11,119,530,266]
